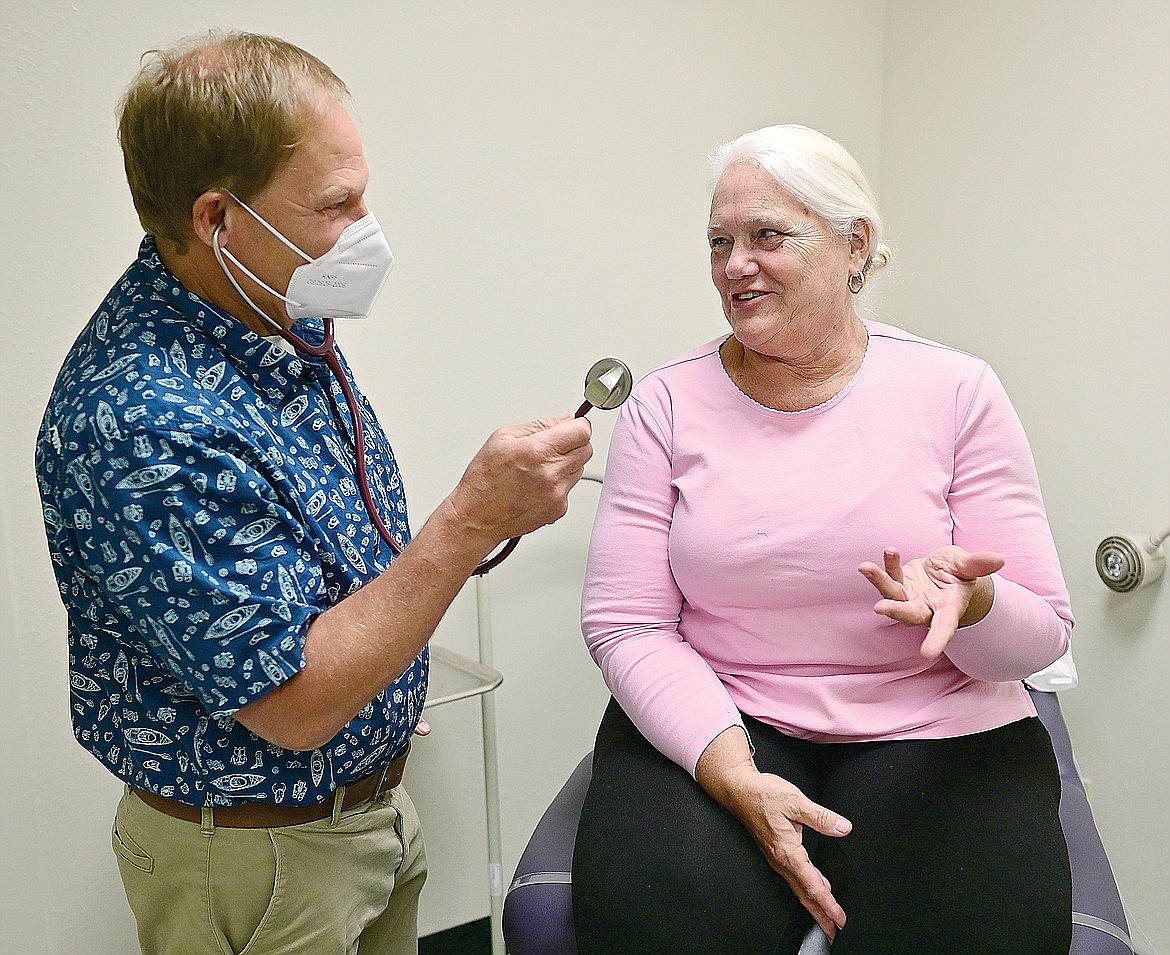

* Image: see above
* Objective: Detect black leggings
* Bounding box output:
[573,699,1071,955]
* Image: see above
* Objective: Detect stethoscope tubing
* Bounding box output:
[276,318,564,576]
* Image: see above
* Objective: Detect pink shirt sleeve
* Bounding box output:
[944,367,1072,680]
[582,394,746,776]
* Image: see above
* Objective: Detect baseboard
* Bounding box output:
[419,917,491,955]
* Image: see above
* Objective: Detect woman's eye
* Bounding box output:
[759,229,782,241]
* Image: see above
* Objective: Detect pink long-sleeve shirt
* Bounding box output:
[582,322,1073,776]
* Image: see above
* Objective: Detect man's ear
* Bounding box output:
[191,190,232,247]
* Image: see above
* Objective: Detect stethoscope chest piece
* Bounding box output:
[576,358,633,417]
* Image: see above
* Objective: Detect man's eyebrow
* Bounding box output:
[316,181,363,206]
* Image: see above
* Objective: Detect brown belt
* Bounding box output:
[131,743,410,828]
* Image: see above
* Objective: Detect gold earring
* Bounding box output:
[848,271,866,294]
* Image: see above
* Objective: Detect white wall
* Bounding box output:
[879,1,1170,948]
[6,1,1165,951]
[1,2,882,950]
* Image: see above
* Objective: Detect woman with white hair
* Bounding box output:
[573,124,1073,953]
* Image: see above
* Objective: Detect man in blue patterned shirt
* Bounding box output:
[35,31,592,955]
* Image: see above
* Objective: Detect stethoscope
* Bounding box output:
[269,317,632,575]
[211,221,633,574]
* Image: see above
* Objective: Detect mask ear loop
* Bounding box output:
[227,191,314,263]
[212,214,310,317]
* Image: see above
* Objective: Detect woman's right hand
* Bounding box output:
[696,728,851,941]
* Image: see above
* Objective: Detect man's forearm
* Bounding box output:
[233,495,496,750]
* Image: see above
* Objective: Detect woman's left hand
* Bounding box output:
[858,546,1004,660]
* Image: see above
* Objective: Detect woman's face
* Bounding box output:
[708,161,859,358]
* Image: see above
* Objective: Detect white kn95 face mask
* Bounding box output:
[215,192,395,323]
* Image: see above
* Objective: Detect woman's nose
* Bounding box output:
[725,245,759,279]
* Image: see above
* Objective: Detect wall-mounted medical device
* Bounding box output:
[1095,527,1170,592]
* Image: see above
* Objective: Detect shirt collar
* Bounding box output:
[134,235,328,395]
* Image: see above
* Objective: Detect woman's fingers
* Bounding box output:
[920,604,962,659]
[765,834,847,938]
[741,778,851,937]
[779,856,846,940]
[872,597,932,626]
[857,561,906,602]
[946,549,1005,581]
[883,548,904,583]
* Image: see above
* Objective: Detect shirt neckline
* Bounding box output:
[714,325,871,418]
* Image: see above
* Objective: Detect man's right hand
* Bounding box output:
[448,414,593,549]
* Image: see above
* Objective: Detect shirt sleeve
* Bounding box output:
[65,426,327,718]
[943,366,1073,681]
[581,391,747,776]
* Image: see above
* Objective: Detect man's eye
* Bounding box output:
[709,236,729,250]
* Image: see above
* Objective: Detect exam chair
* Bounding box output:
[503,688,1135,954]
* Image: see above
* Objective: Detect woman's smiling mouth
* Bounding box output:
[732,290,770,306]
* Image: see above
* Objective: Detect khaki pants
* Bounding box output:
[112,784,427,955]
